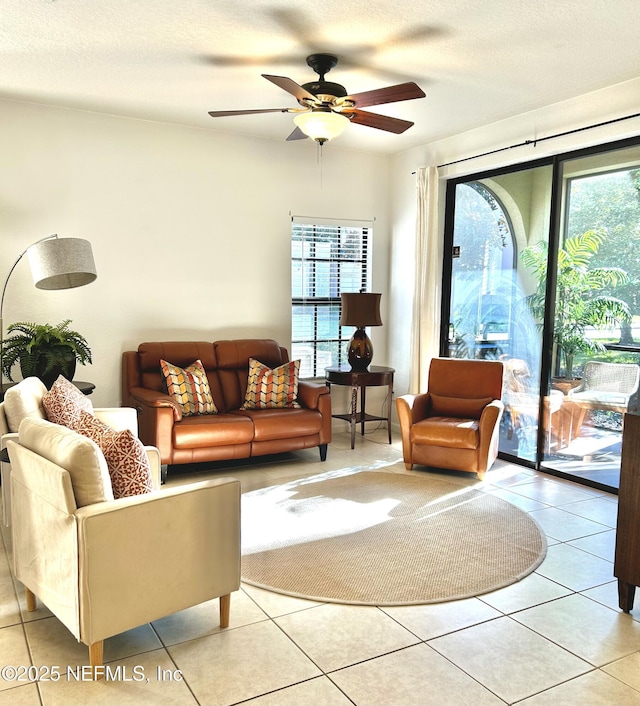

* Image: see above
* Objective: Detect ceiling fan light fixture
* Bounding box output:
[207,55,425,143]
[293,110,350,144]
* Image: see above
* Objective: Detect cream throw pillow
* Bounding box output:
[18,417,114,507]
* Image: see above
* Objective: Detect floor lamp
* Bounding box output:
[1,234,97,387]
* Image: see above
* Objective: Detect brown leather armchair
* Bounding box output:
[396,358,504,480]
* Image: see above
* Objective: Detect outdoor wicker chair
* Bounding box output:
[567,361,640,436]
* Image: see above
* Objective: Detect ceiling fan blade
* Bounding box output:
[286,126,308,141]
[348,109,414,134]
[262,74,317,102]
[208,108,293,117]
[347,82,425,108]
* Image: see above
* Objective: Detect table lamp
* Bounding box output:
[340,292,382,371]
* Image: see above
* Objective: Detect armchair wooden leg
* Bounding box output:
[89,641,104,680]
[25,587,37,612]
[219,593,231,628]
[405,462,413,470]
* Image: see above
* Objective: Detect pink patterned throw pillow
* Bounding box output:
[76,411,153,499]
[42,375,93,429]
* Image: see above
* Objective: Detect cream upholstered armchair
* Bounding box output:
[8,417,241,678]
[396,358,504,480]
[0,376,159,526]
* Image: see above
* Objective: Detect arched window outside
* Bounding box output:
[449,181,516,359]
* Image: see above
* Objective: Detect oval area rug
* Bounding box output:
[241,469,547,605]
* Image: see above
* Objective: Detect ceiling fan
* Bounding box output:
[207,53,426,144]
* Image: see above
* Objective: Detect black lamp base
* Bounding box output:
[348,328,373,371]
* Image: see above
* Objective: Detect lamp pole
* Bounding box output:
[0,235,59,387]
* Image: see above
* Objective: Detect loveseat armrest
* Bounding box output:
[298,381,332,448]
[297,380,330,410]
[74,477,241,645]
[128,388,182,464]
[129,387,182,420]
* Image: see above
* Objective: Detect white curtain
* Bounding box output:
[409,165,442,392]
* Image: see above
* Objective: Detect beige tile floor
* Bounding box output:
[1,428,640,706]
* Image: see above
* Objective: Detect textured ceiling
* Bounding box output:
[3,0,640,153]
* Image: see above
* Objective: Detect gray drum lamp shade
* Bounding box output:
[27,237,97,290]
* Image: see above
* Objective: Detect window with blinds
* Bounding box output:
[291,218,372,378]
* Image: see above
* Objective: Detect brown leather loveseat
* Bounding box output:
[122,339,331,476]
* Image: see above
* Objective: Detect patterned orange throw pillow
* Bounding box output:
[160,359,217,416]
[242,358,300,409]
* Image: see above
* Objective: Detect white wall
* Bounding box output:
[390,76,640,397]
[0,100,392,407]
[4,74,639,421]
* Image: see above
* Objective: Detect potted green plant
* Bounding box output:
[1,320,92,388]
[521,229,630,380]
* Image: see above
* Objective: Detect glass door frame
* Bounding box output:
[440,135,640,492]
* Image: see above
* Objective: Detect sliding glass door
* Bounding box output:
[540,143,640,488]
[442,137,640,491]
[443,162,554,465]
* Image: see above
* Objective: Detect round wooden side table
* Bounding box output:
[325,365,395,449]
[0,380,95,401]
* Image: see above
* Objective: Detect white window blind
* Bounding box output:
[291,217,372,378]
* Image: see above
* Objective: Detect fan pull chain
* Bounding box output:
[317,141,323,188]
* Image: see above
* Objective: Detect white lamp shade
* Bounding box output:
[294,110,350,143]
[27,237,97,290]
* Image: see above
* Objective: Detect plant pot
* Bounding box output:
[19,353,77,389]
[551,377,582,395]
